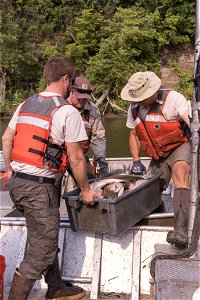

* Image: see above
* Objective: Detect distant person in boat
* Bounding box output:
[121,71,191,249]
[2,56,101,300]
[67,76,109,178]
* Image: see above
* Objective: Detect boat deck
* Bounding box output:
[1,190,199,300]
[2,158,198,300]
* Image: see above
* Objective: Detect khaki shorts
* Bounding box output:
[149,142,191,190]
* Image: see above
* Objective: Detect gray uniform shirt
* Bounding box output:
[83,101,106,160]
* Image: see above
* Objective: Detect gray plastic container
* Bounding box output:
[63,173,162,236]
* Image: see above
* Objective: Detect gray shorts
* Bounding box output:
[149,142,191,190]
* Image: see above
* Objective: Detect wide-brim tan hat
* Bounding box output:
[121,71,161,102]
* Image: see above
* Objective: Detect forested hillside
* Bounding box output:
[0,0,195,114]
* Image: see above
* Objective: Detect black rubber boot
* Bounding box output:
[45,255,85,300]
[167,188,190,248]
[8,270,35,300]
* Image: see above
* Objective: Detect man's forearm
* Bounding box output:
[2,144,13,172]
[2,127,15,172]
[67,142,90,191]
[90,115,106,160]
[129,129,140,161]
[70,156,90,191]
[90,138,106,160]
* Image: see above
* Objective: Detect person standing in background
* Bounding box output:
[67,76,109,178]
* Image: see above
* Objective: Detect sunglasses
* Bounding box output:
[67,74,76,86]
[72,87,92,95]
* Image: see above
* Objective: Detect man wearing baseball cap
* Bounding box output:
[121,71,191,248]
[67,76,109,178]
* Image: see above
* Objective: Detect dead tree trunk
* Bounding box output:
[93,88,127,114]
[107,96,127,114]
[95,89,110,107]
[0,68,6,107]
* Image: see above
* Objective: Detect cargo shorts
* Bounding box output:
[148,142,191,190]
[9,176,60,280]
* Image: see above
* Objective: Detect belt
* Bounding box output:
[12,171,55,185]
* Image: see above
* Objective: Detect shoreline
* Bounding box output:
[0,111,128,120]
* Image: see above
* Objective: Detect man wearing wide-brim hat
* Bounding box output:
[121,71,191,248]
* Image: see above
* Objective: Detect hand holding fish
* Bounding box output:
[81,188,103,205]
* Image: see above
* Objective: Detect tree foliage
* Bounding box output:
[0,0,195,112]
[85,7,161,99]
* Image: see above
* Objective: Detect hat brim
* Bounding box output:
[74,90,92,100]
[121,72,161,102]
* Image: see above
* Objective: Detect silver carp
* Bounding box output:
[89,174,145,199]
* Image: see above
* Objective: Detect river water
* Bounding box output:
[0,116,131,157]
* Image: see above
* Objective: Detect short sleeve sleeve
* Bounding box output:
[8,103,23,130]
[162,91,191,120]
[64,110,88,142]
[126,105,136,129]
[51,105,88,144]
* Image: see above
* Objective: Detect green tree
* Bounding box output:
[85,7,160,102]
[64,9,105,73]
[0,0,195,113]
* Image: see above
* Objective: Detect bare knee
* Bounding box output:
[172,161,190,188]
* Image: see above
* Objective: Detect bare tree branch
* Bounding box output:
[70,32,77,42]
[95,88,110,107]
[107,96,127,114]
[0,68,5,107]
[102,101,109,116]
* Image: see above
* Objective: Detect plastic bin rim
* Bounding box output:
[65,172,162,204]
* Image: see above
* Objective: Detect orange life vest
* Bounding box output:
[131,89,188,160]
[11,94,69,172]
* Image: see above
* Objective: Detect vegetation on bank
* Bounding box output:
[0,0,195,114]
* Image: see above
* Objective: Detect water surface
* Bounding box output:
[0,116,131,157]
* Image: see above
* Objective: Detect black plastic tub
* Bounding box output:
[63,173,162,236]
